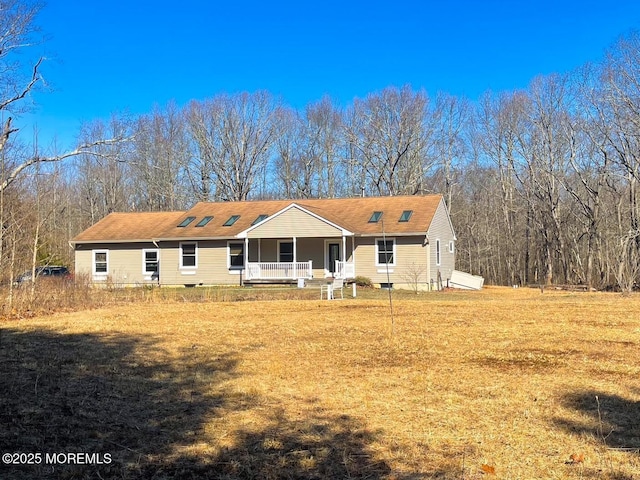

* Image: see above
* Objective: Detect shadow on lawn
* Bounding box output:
[187,410,392,479]
[0,327,401,479]
[553,390,640,480]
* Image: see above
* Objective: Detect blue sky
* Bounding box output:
[16,0,640,150]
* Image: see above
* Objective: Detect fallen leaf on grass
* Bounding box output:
[481,464,496,474]
[569,453,585,464]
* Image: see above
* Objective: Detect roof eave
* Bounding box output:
[70,238,155,246]
[152,236,239,242]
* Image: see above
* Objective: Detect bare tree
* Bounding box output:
[595,33,640,290]
[432,93,469,210]
[74,117,132,225]
[401,262,428,294]
[0,1,125,195]
[471,91,530,285]
[130,103,190,210]
[0,0,42,156]
[186,91,280,202]
[274,106,319,199]
[550,64,614,289]
[345,85,435,196]
[185,99,219,202]
[0,0,129,285]
[306,96,345,198]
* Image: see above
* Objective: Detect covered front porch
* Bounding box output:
[235,202,356,284]
[239,236,356,282]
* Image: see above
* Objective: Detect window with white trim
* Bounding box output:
[143,249,159,275]
[180,242,197,268]
[93,249,108,275]
[449,240,455,253]
[436,239,441,266]
[228,242,244,269]
[375,238,395,266]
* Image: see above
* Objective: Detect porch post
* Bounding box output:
[342,235,346,275]
[244,237,249,279]
[293,236,297,278]
[352,235,356,277]
[258,238,261,263]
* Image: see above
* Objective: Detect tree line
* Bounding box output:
[2,0,640,291]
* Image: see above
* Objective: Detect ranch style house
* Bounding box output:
[71,195,456,290]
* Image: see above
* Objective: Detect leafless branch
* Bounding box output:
[1,137,126,193]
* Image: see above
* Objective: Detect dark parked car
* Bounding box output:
[14,266,71,284]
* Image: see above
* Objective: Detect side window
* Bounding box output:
[228,242,245,269]
[180,242,197,268]
[436,239,441,266]
[143,249,159,274]
[93,250,108,275]
[376,238,395,266]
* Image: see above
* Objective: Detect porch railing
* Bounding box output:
[334,261,355,279]
[246,261,313,280]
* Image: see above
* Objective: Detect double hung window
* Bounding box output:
[93,250,108,275]
[376,239,395,266]
[180,243,197,268]
[143,249,159,275]
[228,242,244,269]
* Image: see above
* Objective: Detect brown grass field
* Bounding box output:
[1,286,639,479]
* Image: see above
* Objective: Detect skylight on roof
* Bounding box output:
[195,216,213,227]
[252,214,269,225]
[177,216,196,227]
[223,215,241,226]
[368,211,383,223]
[399,210,413,222]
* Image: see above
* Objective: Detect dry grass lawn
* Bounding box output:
[1,286,639,479]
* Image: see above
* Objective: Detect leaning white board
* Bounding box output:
[450,270,484,290]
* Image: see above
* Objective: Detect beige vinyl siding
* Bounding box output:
[248,207,342,238]
[74,247,92,280]
[74,242,159,285]
[426,198,456,283]
[158,238,332,285]
[75,248,93,278]
[159,240,244,286]
[353,236,429,286]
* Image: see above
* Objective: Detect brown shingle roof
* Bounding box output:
[71,195,444,243]
[71,212,185,243]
